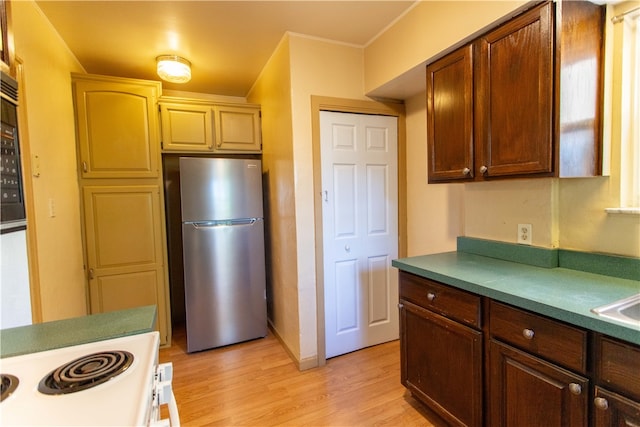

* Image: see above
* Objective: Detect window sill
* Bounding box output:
[605,207,640,215]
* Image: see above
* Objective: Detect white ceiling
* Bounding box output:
[36,1,417,97]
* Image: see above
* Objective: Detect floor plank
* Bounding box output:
[159,327,444,426]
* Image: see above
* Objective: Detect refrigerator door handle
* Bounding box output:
[188,218,260,229]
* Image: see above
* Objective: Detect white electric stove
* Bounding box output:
[0,331,179,426]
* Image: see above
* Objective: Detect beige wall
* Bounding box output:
[404,93,463,255]
[288,34,370,362]
[12,1,87,321]
[247,36,301,359]
[249,34,374,365]
[364,1,527,95]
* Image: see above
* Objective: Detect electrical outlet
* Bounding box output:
[517,224,532,245]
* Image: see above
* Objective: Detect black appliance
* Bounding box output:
[1,70,26,231]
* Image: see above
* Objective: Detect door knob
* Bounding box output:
[345,245,350,252]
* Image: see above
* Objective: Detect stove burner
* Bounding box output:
[1,374,19,402]
[38,350,133,395]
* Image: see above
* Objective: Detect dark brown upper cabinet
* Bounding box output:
[427,0,605,183]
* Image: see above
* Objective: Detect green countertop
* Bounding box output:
[392,242,640,346]
[0,305,157,358]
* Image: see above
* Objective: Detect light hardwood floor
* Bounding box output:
[159,327,444,426]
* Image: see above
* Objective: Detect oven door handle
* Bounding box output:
[167,389,180,427]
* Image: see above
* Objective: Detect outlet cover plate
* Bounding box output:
[517,224,532,245]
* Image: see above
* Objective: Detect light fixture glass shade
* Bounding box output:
[156,55,191,83]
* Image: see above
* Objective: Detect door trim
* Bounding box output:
[311,96,406,367]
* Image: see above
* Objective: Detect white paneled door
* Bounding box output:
[320,111,399,358]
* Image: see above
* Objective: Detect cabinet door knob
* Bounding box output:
[594,397,609,410]
[462,167,471,175]
[522,328,535,340]
[568,383,582,395]
[427,292,436,302]
[480,165,488,174]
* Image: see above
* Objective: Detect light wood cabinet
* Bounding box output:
[72,74,170,345]
[214,105,261,152]
[159,103,213,152]
[426,0,604,183]
[399,272,483,426]
[73,76,160,179]
[159,99,261,153]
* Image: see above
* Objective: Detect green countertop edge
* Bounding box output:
[457,236,559,268]
[0,305,157,358]
[559,249,640,281]
[392,256,640,345]
[457,237,640,280]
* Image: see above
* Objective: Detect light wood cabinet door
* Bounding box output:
[426,44,474,182]
[160,103,214,152]
[214,105,261,152]
[489,339,589,426]
[82,185,168,343]
[73,76,160,179]
[475,2,554,178]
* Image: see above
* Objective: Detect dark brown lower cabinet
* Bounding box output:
[488,339,589,426]
[594,387,640,426]
[400,300,483,426]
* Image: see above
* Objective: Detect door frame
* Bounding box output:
[311,96,407,366]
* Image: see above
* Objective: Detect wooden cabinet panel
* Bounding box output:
[476,2,553,178]
[425,0,604,183]
[489,339,589,427]
[73,74,170,345]
[399,271,480,328]
[594,387,640,427]
[214,105,261,152]
[490,300,587,373]
[426,44,474,182]
[401,300,483,427]
[82,184,168,344]
[73,76,160,179]
[595,335,640,401]
[160,103,213,152]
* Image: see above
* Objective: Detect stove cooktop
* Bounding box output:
[0,332,159,426]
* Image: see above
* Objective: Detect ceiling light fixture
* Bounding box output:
[156,55,191,84]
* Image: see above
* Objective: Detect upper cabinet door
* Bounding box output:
[426,44,474,183]
[475,2,554,178]
[214,105,262,152]
[160,103,214,152]
[73,76,161,179]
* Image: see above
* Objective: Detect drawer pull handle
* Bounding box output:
[594,397,609,410]
[568,383,582,395]
[427,292,436,302]
[522,329,535,340]
[462,167,470,176]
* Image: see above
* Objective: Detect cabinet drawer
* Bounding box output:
[489,301,587,373]
[595,335,640,401]
[399,271,481,328]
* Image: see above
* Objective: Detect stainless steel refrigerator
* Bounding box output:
[179,157,267,353]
